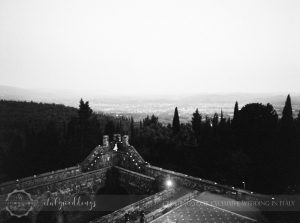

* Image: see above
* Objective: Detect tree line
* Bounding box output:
[0,99,130,181]
[131,95,300,194]
[0,96,299,194]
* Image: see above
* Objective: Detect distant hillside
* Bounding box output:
[0,99,130,182]
[0,100,129,134]
[0,100,78,133]
[1,85,300,124]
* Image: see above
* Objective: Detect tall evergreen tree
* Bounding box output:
[77,99,99,158]
[212,113,219,128]
[78,99,92,121]
[220,109,225,126]
[281,94,293,128]
[191,109,202,139]
[233,101,239,120]
[172,107,180,134]
[78,99,94,156]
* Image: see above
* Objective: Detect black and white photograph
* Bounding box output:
[0,1,299,222]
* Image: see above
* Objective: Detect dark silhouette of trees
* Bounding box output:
[78,99,94,155]
[115,120,124,134]
[233,101,239,120]
[104,120,115,139]
[281,94,293,128]
[191,109,201,142]
[66,99,101,161]
[220,109,225,127]
[130,117,135,144]
[0,100,129,181]
[278,95,298,191]
[234,103,281,192]
[172,107,180,134]
[235,103,278,134]
[3,133,26,179]
[232,101,239,128]
[79,99,93,121]
[143,115,159,127]
[212,113,219,129]
[1,97,299,195]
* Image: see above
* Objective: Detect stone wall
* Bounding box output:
[89,189,178,223]
[145,165,263,202]
[0,166,114,197]
[116,166,155,194]
[81,145,116,172]
[28,167,111,195]
[115,151,146,174]
[0,166,81,195]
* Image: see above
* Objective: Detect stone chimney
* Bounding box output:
[122,135,129,146]
[103,135,109,147]
[113,134,121,142]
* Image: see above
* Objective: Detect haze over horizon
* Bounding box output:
[1,84,300,124]
[1,0,299,96]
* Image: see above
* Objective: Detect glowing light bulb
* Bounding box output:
[166,179,173,188]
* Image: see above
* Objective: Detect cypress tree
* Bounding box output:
[172,107,180,134]
[281,94,293,127]
[192,109,202,133]
[280,95,296,189]
[212,113,219,128]
[233,101,239,120]
[78,99,93,157]
[220,109,225,126]
[232,101,239,129]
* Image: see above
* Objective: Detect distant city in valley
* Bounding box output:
[1,85,300,123]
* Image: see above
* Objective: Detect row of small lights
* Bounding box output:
[87,152,105,170]
[150,167,278,200]
[126,152,142,170]
[14,166,80,183]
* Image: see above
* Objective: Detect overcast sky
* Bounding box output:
[0,0,299,96]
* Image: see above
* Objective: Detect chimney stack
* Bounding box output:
[103,135,109,147]
[122,135,129,146]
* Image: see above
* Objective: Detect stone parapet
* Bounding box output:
[145,165,264,202]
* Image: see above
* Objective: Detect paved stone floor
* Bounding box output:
[150,199,257,223]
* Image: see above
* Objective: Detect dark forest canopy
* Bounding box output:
[0,99,130,181]
[0,96,300,194]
